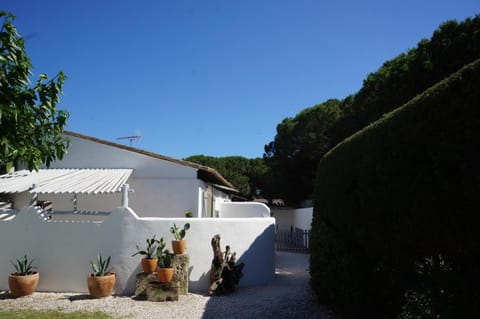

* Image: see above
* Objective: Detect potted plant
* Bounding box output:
[8,254,39,297]
[170,222,190,254]
[157,238,174,283]
[132,235,159,273]
[87,254,116,298]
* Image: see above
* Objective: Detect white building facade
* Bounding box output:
[12,131,259,218]
[0,131,274,294]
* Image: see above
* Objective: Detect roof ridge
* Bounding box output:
[63,131,234,188]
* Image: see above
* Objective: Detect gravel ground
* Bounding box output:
[0,252,332,319]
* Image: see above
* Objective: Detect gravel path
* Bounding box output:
[0,252,332,319]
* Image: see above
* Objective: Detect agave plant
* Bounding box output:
[11,254,36,276]
[90,254,111,277]
[170,223,190,240]
[132,235,159,259]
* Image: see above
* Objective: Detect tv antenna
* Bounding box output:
[116,135,141,146]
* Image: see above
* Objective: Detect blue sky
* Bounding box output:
[2,1,479,159]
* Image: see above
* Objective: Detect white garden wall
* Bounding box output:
[217,202,270,218]
[272,208,295,230]
[0,206,275,295]
[272,207,313,230]
[293,207,313,230]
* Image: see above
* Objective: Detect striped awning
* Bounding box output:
[0,169,133,194]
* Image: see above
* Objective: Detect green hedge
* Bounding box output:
[310,58,480,319]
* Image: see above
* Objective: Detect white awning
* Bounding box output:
[0,169,133,194]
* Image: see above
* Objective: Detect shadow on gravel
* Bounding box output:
[201,228,331,319]
[64,294,94,301]
[0,291,13,299]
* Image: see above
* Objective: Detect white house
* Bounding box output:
[0,131,275,294]
[1,131,268,219]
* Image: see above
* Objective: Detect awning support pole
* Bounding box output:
[121,184,133,207]
[30,184,38,206]
[72,194,78,211]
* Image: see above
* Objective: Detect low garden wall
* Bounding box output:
[0,206,276,295]
[272,207,313,231]
[217,202,270,218]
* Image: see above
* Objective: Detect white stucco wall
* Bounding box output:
[271,208,296,230]
[0,206,275,294]
[292,207,313,230]
[36,193,122,212]
[271,207,313,230]
[217,202,270,218]
[212,187,230,203]
[11,192,32,210]
[128,178,200,217]
[50,135,196,179]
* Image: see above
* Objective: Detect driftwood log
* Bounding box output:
[208,234,244,295]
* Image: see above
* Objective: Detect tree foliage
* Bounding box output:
[332,15,480,145]
[184,155,269,198]
[0,11,69,172]
[263,99,342,205]
[264,14,480,206]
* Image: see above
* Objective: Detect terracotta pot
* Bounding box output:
[141,258,158,273]
[157,268,174,283]
[8,272,39,297]
[87,272,116,298]
[172,240,187,254]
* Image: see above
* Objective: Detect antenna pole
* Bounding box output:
[116,135,141,146]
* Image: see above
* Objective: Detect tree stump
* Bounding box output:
[208,234,245,295]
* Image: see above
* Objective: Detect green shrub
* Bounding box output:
[310,221,390,318]
[311,58,480,318]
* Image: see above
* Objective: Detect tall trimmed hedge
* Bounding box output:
[310,58,480,319]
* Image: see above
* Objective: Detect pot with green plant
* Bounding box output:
[170,222,190,254]
[157,238,174,283]
[8,254,39,297]
[87,254,115,298]
[132,235,160,273]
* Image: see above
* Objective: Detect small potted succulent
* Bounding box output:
[156,237,174,283]
[132,235,160,273]
[87,254,115,298]
[170,222,190,254]
[9,254,39,297]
